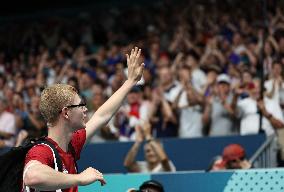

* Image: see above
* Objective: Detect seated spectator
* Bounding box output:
[124,122,176,173]
[221,144,252,170]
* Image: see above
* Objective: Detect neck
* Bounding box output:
[48,121,73,152]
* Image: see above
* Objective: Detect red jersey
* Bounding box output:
[24,129,86,192]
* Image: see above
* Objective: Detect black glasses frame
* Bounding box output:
[59,102,86,113]
[65,103,86,109]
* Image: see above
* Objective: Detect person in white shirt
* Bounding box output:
[232,79,284,136]
[264,61,284,105]
[174,66,204,138]
[184,52,207,94]
[124,122,176,173]
[0,97,16,148]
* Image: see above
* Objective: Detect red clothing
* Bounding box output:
[128,102,140,118]
[24,129,86,192]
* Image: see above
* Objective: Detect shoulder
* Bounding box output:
[27,144,53,156]
[25,144,54,166]
[168,160,176,172]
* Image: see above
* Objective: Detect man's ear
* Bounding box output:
[62,107,69,119]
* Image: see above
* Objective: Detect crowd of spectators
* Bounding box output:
[0,0,284,168]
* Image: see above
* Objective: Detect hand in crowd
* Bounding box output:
[134,121,153,143]
[126,47,145,84]
[134,125,144,143]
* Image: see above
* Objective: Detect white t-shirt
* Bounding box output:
[163,81,182,103]
[237,97,284,136]
[137,160,176,173]
[265,79,284,104]
[178,91,203,138]
[0,111,16,147]
[191,68,207,94]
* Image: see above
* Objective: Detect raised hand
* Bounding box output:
[126,47,145,83]
[142,121,152,140]
[78,167,106,186]
[134,125,144,143]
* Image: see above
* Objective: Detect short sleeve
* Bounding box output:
[168,160,176,172]
[70,128,86,160]
[25,144,54,166]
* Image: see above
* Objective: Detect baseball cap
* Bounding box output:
[139,180,164,192]
[217,74,231,84]
[222,144,246,163]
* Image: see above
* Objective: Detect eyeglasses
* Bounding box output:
[59,102,86,113]
[65,103,86,109]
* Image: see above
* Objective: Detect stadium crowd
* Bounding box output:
[0,0,284,168]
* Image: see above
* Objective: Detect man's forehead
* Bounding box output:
[74,95,82,102]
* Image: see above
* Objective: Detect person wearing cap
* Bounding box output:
[221,144,252,169]
[138,180,164,192]
[127,179,164,192]
[202,73,236,136]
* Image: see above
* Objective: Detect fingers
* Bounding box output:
[99,178,107,186]
[128,47,141,66]
[130,47,137,63]
[90,167,105,179]
[126,54,130,66]
[131,48,134,57]
[93,169,106,186]
[135,48,141,64]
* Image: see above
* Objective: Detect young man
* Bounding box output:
[23,47,145,192]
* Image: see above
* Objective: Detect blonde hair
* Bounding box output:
[39,84,78,124]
